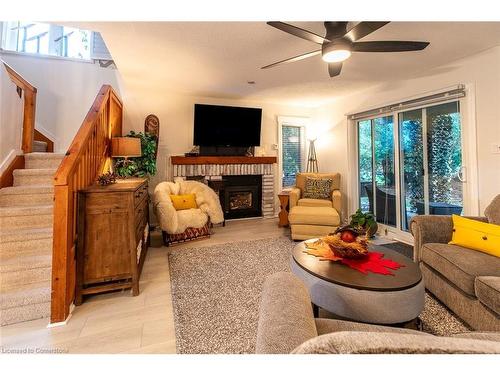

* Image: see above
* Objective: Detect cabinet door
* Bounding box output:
[84,208,131,283]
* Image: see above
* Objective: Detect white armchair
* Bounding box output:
[153,179,224,245]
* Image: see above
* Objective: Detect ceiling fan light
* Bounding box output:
[322,49,351,63]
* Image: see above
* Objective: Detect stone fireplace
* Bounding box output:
[170,156,277,219]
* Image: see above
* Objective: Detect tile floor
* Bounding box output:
[0,218,289,354]
[1,217,395,354]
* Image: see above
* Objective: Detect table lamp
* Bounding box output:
[111,137,142,175]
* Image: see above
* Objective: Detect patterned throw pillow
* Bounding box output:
[303,177,333,200]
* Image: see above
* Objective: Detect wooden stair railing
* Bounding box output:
[51,85,122,323]
[2,60,37,154]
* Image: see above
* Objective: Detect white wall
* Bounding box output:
[0,52,122,152]
[119,89,314,212]
[0,62,23,172]
[312,46,500,215]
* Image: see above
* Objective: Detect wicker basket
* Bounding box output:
[322,234,369,259]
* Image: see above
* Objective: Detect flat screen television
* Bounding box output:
[193,104,262,147]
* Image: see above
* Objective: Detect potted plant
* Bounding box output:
[115,131,157,178]
[349,209,378,238]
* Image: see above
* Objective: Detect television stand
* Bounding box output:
[199,146,253,156]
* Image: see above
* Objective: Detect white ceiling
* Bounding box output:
[82,22,500,106]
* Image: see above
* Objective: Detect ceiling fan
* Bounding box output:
[262,22,430,77]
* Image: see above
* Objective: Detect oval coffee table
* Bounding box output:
[291,240,425,325]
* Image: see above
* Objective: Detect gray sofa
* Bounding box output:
[255,272,500,354]
[410,195,500,331]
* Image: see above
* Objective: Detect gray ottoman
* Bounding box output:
[291,240,425,325]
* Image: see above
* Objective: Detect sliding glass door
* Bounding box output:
[358,115,396,227]
[358,120,372,213]
[399,109,425,230]
[399,101,463,230]
[358,100,464,233]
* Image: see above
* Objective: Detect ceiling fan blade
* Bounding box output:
[352,41,430,52]
[344,22,390,41]
[261,50,321,69]
[328,62,343,77]
[267,21,329,44]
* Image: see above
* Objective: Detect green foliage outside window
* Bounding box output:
[400,118,424,214]
[282,125,302,187]
[427,113,462,205]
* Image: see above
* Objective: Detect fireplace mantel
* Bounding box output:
[171,156,277,165]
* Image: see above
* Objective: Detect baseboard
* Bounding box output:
[0,151,24,188]
[0,148,20,174]
[46,303,75,328]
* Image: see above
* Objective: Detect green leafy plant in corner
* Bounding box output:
[115,131,157,177]
[349,209,378,237]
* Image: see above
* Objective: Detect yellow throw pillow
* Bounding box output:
[449,215,500,258]
[169,194,197,211]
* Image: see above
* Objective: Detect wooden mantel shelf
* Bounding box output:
[171,156,277,165]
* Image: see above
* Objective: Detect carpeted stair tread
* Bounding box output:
[12,168,57,179]
[0,254,52,273]
[12,168,56,176]
[33,140,48,152]
[0,185,54,195]
[0,281,51,310]
[0,205,53,230]
[1,245,52,260]
[25,152,65,160]
[25,152,65,169]
[0,227,53,243]
[12,168,56,186]
[1,301,50,326]
[0,204,53,217]
[0,185,54,207]
[0,266,51,290]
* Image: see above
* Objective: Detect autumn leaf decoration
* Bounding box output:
[303,238,404,276]
[304,240,343,262]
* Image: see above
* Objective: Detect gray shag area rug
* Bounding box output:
[168,237,470,354]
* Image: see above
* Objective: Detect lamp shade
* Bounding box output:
[111,137,142,158]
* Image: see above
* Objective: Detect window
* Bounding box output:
[1,21,111,61]
[280,121,306,188]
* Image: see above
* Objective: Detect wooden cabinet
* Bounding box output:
[75,178,149,305]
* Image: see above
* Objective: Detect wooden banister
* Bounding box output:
[2,60,37,153]
[51,84,122,323]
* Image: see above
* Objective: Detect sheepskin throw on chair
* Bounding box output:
[154,179,224,246]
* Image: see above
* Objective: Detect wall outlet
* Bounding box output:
[492,143,500,154]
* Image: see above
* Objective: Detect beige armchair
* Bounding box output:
[288,173,342,240]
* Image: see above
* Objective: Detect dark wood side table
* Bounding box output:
[278,190,290,227]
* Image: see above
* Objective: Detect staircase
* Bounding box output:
[0,150,64,326]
